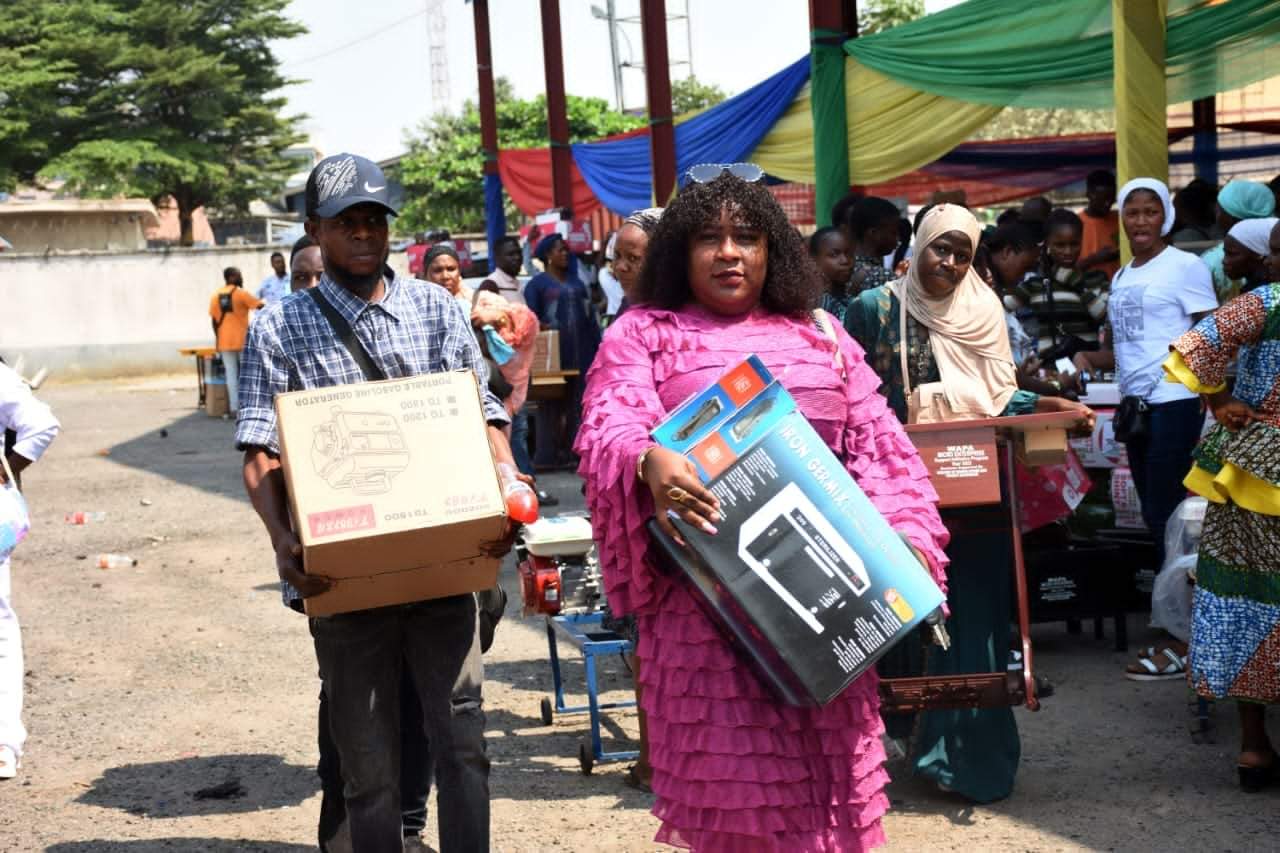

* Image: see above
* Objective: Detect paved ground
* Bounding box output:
[2,376,1276,852]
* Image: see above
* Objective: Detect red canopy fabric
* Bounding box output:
[497,149,602,217]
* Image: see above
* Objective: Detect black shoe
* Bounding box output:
[403,835,436,853]
[1238,762,1279,793]
[537,489,560,507]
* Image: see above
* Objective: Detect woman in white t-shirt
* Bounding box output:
[1101,178,1217,679]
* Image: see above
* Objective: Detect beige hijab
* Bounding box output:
[893,204,1017,418]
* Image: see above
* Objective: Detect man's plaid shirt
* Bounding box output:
[234,272,509,608]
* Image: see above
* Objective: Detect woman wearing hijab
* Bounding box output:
[1222,217,1278,296]
[1201,180,1276,303]
[523,233,601,468]
[1165,222,1280,791]
[845,204,1093,804]
[1086,179,1219,680]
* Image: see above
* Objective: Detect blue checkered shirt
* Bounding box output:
[234,273,509,608]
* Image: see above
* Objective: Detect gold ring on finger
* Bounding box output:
[666,486,689,504]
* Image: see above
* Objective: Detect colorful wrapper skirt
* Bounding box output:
[1187,423,1280,704]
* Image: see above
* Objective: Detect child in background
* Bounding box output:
[808,226,854,323]
[1078,169,1120,279]
[1026,209,1112,356]
[846,196,901,294]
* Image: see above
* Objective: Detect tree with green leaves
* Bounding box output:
[672,76,729,115]
[395,79,644,234]
[0,0,304,245]
[859,0,925,35]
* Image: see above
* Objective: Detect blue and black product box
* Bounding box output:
[647,356,945,706]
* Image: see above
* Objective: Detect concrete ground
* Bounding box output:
[2,376,1276,852]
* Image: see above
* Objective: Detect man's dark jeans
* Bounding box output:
[1121,396,1204,567]
[310,595,488,853]
[318,668,432,850]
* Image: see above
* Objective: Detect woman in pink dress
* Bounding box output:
[575,168,950,851]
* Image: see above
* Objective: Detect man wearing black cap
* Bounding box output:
[236,154,515,852]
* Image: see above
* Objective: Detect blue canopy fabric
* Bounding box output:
[570,57,811,215]
[483,171,505,273]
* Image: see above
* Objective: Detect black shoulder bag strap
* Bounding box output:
[306,287,387,381]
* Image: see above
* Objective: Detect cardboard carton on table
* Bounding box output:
[275,371,507,616]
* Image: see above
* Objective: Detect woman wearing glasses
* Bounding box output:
[845,205,1093,804]
[576,166,949,850]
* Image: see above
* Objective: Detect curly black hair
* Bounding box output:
[634,174,823,315]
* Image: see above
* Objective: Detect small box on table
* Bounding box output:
[275,371,506,616]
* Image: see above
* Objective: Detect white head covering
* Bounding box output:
[1118,177,1174,236]
[893,204,1017,419]
[1227,217,1279,257]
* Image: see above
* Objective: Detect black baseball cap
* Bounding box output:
[305,153,399,218]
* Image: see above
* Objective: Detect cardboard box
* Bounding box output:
[1018,426,1068,467]
[532,330,561,375]
[205,381,229,418]
[275,371,507,616]
[647,356,946,706]
[1068,408,1127,469]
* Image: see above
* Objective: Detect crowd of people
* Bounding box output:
[228,154,1279,850]
[5,146,1275,852]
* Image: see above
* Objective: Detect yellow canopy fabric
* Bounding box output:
[751,59,1002,186]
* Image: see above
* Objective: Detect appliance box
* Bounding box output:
[275,371,507,616]
[648,357,946,706]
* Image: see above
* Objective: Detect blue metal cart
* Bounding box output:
[540,611,638,774]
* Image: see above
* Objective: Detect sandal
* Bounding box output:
[1125,647,1186,681]
[623,764,653,794]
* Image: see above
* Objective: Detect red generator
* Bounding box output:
[517,515,602,617]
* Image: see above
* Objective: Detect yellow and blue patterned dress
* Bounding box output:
[1164,283,1280,703]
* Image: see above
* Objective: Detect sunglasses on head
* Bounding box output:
[682,162,766,186]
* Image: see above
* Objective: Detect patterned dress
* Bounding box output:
[576,304,949,851]
[1165,283,1280,704]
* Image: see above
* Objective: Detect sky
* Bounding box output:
[273,0,962,163]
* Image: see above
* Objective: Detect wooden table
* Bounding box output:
[177,346,217,407]
[528,369,580,402]
[879,412,1081,714]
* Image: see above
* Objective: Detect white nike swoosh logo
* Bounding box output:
[364,182,385,193]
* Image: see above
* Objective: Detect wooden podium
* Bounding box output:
[879,411,1082,714]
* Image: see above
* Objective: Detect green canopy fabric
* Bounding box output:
[845,0,1280,110]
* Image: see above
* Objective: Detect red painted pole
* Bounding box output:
[473,0,499,181]
[539,0,573,210]
[640,0,676,205]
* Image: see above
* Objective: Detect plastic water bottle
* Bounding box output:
[497,463,539,524]
[97,553,137,569]
[65,511,106,525]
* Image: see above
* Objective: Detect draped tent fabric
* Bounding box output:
[497,147,604,217]
[845,0,1280,109]
[483,172,506,273]
[568,57,810,215]
[493,0,1280,222]
[751,61,1002,186]
[809,29,850,227]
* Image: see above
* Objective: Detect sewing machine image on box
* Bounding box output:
[310,407,411,495]
[738,483,873,636]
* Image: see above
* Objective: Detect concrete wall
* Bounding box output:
[3,246,324,379]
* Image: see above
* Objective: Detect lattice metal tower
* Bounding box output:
[427,0,450,111]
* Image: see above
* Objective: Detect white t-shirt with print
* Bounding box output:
[1108,245,1216,404]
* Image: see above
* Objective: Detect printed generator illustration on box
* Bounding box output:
[310,407,411,496]
[649,356,945,706]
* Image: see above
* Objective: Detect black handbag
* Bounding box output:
[1113,395,1150,443]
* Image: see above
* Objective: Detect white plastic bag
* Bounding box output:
[1149,497,1208,642]
[0,458,30,563]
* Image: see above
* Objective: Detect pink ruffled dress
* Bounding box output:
[575,305,950,852]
